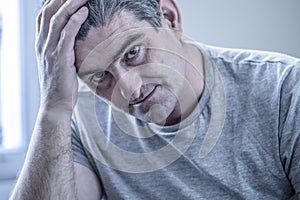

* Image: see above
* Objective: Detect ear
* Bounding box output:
[158,0,182,34]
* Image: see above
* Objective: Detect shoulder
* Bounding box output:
[197,43,300,67]
[196,43,300,89]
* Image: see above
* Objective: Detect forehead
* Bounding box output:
[74,11,154,68]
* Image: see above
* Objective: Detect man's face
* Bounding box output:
[75,11,199,125]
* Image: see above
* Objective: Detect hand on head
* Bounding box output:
[36,0,89,113]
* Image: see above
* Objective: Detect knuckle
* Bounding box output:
[46,49,56,58]
[49,15,60,28]
[42,4,52,19]
[49,8,71,29]
[44,50,57,63]
[60,29,71,41]
[61,6,72,18]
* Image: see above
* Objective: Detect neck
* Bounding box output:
[175,41,205,124]
[156,41,205,126]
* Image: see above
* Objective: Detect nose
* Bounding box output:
[110,66,143,101]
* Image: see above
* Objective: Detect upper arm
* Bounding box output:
[74,162,102,200]
[279,64,300,194]
[71,116,102,199]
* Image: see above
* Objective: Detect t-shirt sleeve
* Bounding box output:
[71,115,95,172]
[279,62,300,193]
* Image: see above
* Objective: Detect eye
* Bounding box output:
[92,71,108,82]
[124,46,140,62]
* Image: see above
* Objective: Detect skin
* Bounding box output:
[9,0,300,199]
[9,0,101,199]
[10,0,204,199]
[75,10,205,125]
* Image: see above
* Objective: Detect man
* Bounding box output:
[10,0,300,199]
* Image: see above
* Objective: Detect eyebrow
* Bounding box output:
[78,33,146,77]
[112,32,146,62]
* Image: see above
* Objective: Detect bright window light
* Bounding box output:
[0,0,23,150]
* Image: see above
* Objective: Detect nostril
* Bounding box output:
[128,83,157,105]
[129,93,139,102]
[119,84,140,101]
[129,89,141,102]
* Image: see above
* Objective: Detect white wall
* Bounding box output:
[176,0,300,58]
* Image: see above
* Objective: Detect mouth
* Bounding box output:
[129,84,157,105]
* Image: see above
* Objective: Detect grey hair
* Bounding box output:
[78,0,162,40]
[41,0,162,40]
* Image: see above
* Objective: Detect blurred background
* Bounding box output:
[0,0,299,199]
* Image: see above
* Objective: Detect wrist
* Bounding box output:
[38,104,73,123]
[39,99,75,114]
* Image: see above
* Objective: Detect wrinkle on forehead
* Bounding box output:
[77,28,157,78]
[74,10,154,70]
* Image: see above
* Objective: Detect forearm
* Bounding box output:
[10,109,76,200]
[10,0,89,198]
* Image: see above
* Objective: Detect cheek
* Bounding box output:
[146,48,165,65]
[140,51,186,95]
[147,49,186,73]
[96,81,115,101]
[95,78,129,110]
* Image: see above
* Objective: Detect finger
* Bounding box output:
[36,0,53,34]
[46,0,89,46]
[36,0,65,53]
[72,78,79,109]
[57,7,89,60]
[39,0,67,40]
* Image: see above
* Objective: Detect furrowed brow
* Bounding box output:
[78,33,146,77]
[112,33,146,61]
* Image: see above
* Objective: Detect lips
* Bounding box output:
[129,84,157,105]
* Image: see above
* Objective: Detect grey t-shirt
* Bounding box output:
[71,43,300,199]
